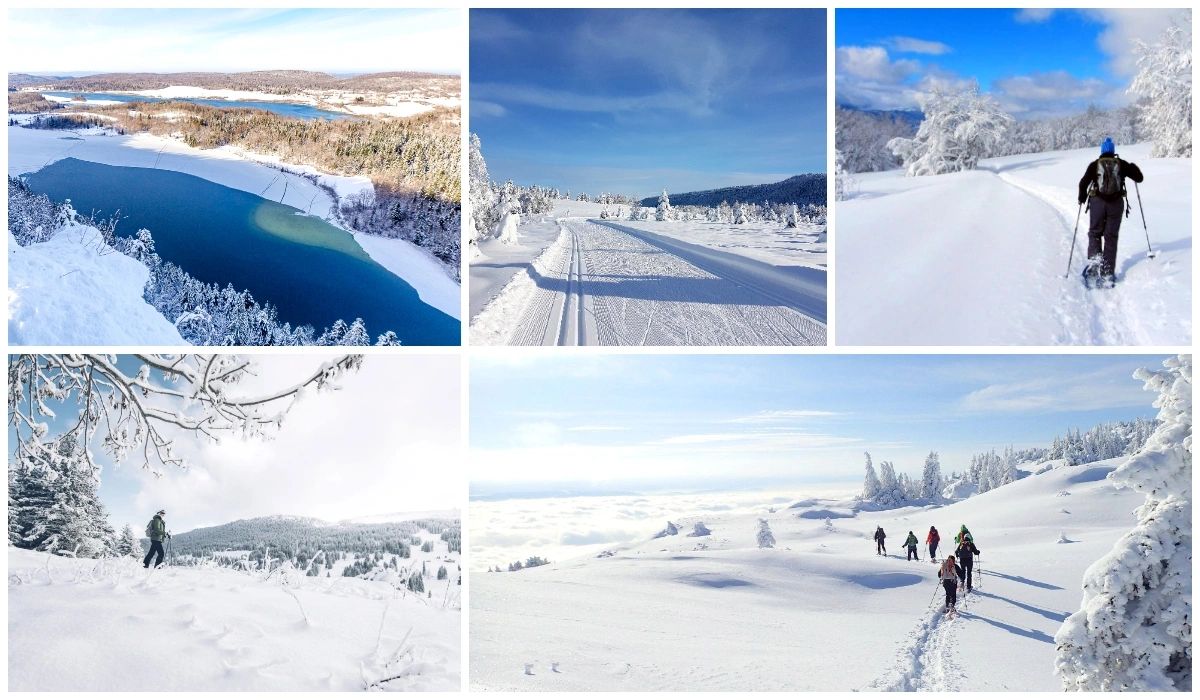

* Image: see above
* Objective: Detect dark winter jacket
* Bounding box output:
[874,528,886,542]
[955,540,980,564]
[147,515,168,542]
[1078,155,1144,204]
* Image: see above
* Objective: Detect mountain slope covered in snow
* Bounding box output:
[837,143,1190,345]
[470,459,1143,691]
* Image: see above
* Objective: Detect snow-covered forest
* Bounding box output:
[836,14,1191,182]
[468,133,826,243]
[860,417,1158,508]
[9,179,400,345]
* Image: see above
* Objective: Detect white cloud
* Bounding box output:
[1085,9,1186,77]
[959,366,1153,413]
[886,36,952,55]
[993,70,1115,117]
[1016,9,1056,24]
[128,355,461,531]
[727,409,843,423]
[837,46,920,83]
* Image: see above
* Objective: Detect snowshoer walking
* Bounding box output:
[953,524,973,546]
[905,531,920,561]
[1077,137,1144,287]
[143,510,171,569]
[955,537,981,592]
[940,555,964,613]
[927,525,940,561]
[874,526,887,556]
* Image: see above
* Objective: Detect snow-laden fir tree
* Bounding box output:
[1129,13,1192,158]
[655,189,672,221]
[119,524,142,558]
[922,451,943,500]
[11,433,117,557]
[888,83,1013,176]
[834,149,855,201]
[785,204,800,228]
[862,451,882,501]
[876,460,902,507]
[1055,354,1191,691]
[756,519,775,548]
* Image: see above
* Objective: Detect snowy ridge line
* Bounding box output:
[591,219,828,325]
[868,580,967,691]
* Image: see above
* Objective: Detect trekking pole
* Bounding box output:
[1064,201,1083,278]
[928,580,941,608]
[1133,182,1155,259]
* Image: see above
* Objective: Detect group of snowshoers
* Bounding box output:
[873,524,980,614]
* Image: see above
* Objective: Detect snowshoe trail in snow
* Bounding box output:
[868,592,967,691]
[495,219,825,346]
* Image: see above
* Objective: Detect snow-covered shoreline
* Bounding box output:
[25,85,459,119]
[8,123,460,319]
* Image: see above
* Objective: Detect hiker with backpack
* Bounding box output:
[926,526,940,562]
[874,526,887,556]
[954,524,973,546]
[143,509,171,569]
[939,555,964,613]
[905,531,920,561]
[1077,137,1144,287]
[955,536,981,592]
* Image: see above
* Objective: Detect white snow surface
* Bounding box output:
[470,200,827,346]
[8,547,459,691]
[837,143,1190,345]
[8,124,459,317]
[8,227,186,345]
[470,459,1143,691]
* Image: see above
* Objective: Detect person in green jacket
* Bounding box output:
[954,524,973,546]
[143,510,171,569]
[905,531,920,561]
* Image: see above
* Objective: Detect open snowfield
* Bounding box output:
[470,200,827,346]
[8,226,186,345]
[8,122,460,319]
[8,543,460,691]
[837,143,1190,345]
[470,460,1143,691]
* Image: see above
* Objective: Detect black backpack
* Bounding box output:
[1094,157,1123,198]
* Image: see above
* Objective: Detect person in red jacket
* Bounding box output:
[926,525,941,562]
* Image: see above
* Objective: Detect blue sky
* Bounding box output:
[470,354,1169,499]
[471,9,827,197]
[10,356,461,534]
[9,9,462,74]
[836,9,1186,119]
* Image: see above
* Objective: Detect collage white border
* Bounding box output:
[1,0,1195,696]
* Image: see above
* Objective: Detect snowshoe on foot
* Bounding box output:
[1082,262,1103,289]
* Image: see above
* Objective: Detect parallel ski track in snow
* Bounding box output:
[505,218,825,346]
[986,167,1140,345]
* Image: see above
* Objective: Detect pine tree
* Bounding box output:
[756,519,776,549]
[1129,14,1192,158]
[1055,355,1191,690]
[655,189,672,221]
[862,451,882,501]
[120,524,142,558]
[877,460,901,507]
[922,451,943,500]
[16,434,116,557]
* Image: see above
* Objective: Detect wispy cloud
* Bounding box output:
[886,36,952,55]
[959,366,1152,413]
[726,409,844,423]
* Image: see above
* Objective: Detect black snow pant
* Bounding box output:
[959,559,974,591]
[1087,195,1124,277]
[144,540,165,568]
[943,579,957,608]
[929,542,938,560]
[876,540,886,555]
[907,545,919,561]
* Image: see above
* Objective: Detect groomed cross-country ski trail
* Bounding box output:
[471,218,827,346]
[837,143,1190,345]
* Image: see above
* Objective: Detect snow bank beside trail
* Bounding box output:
[352,233,460,319]
[8,548,460,691]
[622,218,827,270]
[8,227,185,345]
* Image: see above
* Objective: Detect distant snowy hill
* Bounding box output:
[470,458,1144,691]
[170,514,459,558]
[639,174,826,208]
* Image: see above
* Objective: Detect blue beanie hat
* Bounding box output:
[1101,137,1115,155]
